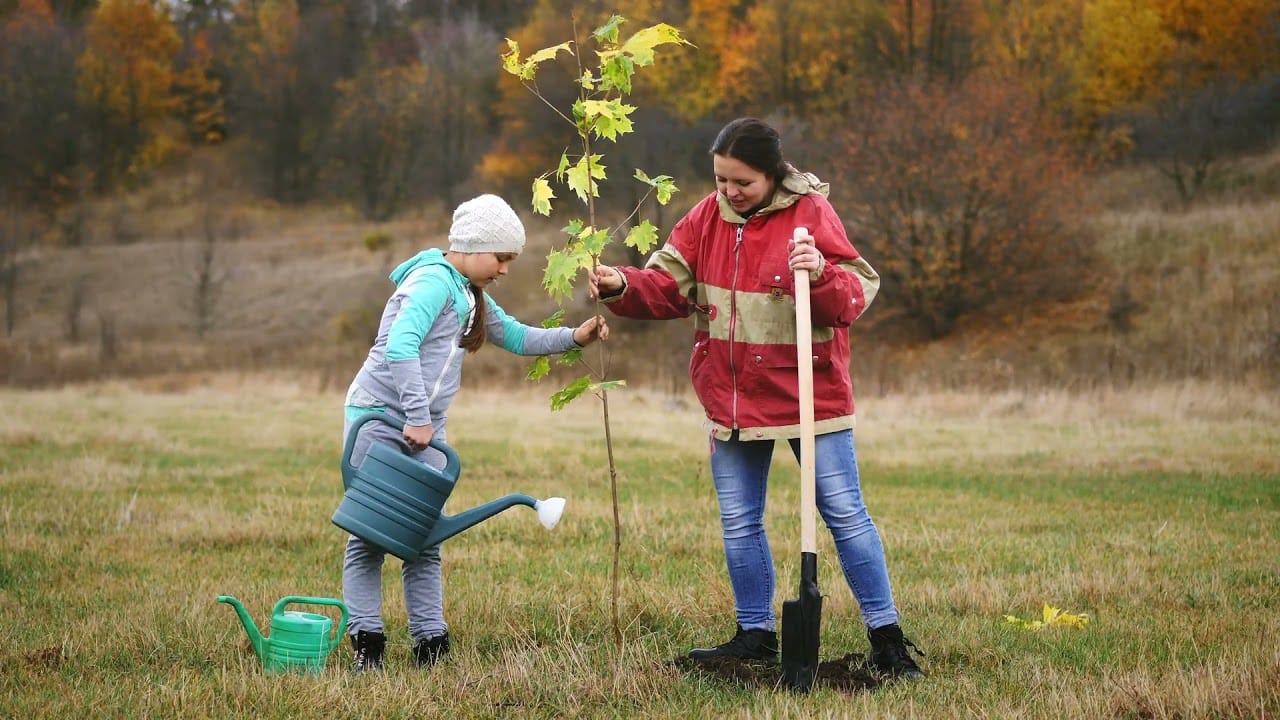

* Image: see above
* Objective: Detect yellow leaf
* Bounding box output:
[1005,603,1090,631]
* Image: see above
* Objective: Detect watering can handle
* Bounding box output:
[340,411,461,490]
[272,596,350,646]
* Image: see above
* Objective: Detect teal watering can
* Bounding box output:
[217,595,348,674]
[331,412,566,561]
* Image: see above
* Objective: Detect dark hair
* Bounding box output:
[458,251,518,353]
[709,118,788,182]
[459,286,486,353]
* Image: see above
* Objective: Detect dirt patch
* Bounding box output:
[673,652,881,694]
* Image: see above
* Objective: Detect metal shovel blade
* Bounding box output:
[781,551,822,692]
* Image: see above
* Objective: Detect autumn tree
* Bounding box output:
[0,0,82,211]
[76,0,181,191]
[977,0,1085,115]
[1077,0,1280,202]
[838,78,1091,338]
[414,12,503,209]
[229,0,352,202]
[173,30,227,147]
[332,62,433,220]
[861,0,980,82]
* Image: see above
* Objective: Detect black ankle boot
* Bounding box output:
[413,632,451,667]
[689,625,779,663]
[867,623,925,680]
[351,630,385,672]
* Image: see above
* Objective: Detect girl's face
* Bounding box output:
[713,154,776,215]
[460,252,518,288]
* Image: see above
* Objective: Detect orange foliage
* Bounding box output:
[76,0,182,182]
[175,31,226,145]
[3,0,56,35]
[837,79,1091,338]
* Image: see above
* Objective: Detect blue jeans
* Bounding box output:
[709,428,900,631]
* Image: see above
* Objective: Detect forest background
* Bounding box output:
[1,0,1278,394]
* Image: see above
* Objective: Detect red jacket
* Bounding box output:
[604,171,881,440]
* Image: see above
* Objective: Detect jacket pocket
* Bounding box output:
[756,253,793,298]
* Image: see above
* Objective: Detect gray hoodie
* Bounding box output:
[352,248,577,427]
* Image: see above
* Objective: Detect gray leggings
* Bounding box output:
[341,411,449,642]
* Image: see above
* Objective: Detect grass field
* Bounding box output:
[2,375,1278,718]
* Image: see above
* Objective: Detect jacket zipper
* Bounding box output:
[729,224,744,430]
[429,282,472,405]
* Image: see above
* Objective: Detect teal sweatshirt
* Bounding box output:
[351,249,577,427]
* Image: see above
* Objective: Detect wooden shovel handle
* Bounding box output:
[793,227,817,555]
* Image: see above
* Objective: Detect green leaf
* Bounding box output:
[558,347,583,365]
[531,177,555,216]
[634,169,679,204]
[567,154,607,203]
[527,42,573,64]
[598,53,635,94]
[562,219,585,237]
[655,179,678,204]
[590,379,627,393]
[578,70,596,90]
[503,40,573,80]
[624,220,659,254]
[581,228,611,256]
[550,375,593,411]
[620,23,688,66]
[540,309,565,328]
[543,249,581,302]
[555,153,571,182]
[526,356,550,381]
[500,39,523,76]
[581,99,636,141]
[592,15,624,44]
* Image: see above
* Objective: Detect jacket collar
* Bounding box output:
[716,164,830,224]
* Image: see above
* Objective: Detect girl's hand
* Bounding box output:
[588,265,624,300]
[788,230,824,274]
[573,315,610,346]
[403,423,434,452]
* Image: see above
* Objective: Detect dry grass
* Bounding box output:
[5,149,1280,393]
[1,375,1277,718]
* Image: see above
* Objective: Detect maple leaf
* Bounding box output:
[531,177,555,216]
[1004,603,1091,631]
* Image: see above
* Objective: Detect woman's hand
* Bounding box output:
[788,230,824,274]
[403,423,434,452]
[588,265,624,300]
[573,315,610,346]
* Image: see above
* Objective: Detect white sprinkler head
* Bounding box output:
[535,497,566,530]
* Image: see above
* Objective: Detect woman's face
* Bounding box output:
[460,252,517,288]
[713,154,776,215]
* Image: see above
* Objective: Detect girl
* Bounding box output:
[342,194,608,671]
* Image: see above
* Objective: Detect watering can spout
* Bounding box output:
[217,595,266,661]
[422,494,566,547]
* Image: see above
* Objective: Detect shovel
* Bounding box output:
[781,226,822,692]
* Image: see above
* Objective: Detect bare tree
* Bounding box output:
[0,201,42,338]
[183,202,233,338]
[415,12,500,209]
[65,273,91,343]
[331,62,433,221]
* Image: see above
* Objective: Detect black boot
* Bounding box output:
[688,625,779,663]
[867,624,925,680]
[413,632,451,667]
[350,630,385,673]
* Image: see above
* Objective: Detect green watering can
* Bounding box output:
[331,412,566,561]
[217,595,348,674]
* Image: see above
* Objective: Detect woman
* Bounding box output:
[589,118,924,680]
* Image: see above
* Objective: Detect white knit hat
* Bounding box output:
[448,194,525,254]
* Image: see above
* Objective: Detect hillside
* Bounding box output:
[2,148,1278,394]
